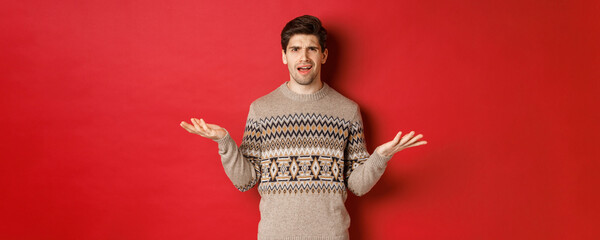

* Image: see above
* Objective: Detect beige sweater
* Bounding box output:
[214,82,392,240]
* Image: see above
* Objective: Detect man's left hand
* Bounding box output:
[376,131,427,157]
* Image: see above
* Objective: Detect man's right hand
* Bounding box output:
[180,118,227,140]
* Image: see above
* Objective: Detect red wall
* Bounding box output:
[2,0,599,239]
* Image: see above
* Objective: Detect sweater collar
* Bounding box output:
[279,81,331,102]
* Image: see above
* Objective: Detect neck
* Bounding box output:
[286,79,323,94]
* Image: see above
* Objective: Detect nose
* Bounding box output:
[299,49,309,61]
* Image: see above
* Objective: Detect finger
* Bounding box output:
[403,134,423,147]
[391,140,427,154]
[190,118,198,128]
[200,118,210,132]
[206,123,222,130]
[407,140,428,148]
[180,121,198,134]
[391,131,402,144]
[193,118,211,136]
[198,119,215,138]
[398,131,414,146]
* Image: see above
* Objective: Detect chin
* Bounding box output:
[295,79,313,85]
[293,76,317,86]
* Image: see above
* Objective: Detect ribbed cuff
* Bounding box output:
[369,148,393,169]
[213,130,232,154]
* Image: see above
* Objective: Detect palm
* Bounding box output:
[180,118,227,140]
[376,131,427,157]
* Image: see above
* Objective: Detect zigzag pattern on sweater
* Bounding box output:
[260,113,351,159]
[239,113,370,195]
[240,118,262,158]
[261,113,350,138]
[258,180,346,195]
[262,147,344,160]
[345,121,370,164]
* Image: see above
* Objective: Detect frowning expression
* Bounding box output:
[282,34,328,85]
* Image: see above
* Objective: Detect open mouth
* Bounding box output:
[297,65,312,74]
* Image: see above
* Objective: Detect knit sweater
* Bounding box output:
[214,82,392,240]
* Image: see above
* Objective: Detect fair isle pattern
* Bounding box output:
[258,155,346,195]
[239,113,370,195]
[215,83,394,239]
[344,121,370,179]
[236,118,262,192]
[259,181,346,195]
[240,118,262,158]
[261,113,350,159]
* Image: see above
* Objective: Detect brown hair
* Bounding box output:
[281,15,327,53]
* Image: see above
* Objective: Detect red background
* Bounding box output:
[1,0,599,239]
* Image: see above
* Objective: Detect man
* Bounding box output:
[180,15,427,240]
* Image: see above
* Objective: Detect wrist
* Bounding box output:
[375,147,393,158]
[211,129,228,141]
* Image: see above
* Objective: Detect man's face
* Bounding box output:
[282,34,328,86]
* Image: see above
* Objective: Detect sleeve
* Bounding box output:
[213,104,262,192]
[344,106,393,196]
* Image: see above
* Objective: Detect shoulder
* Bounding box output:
[250,86,278,107]
[246,84,284,115]
[325,86,361,115]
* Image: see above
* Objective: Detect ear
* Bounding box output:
[282,49,287,64]
[322,48,328,64]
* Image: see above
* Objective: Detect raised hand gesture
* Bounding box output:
[376,131,427,157]
[180,118,227,140]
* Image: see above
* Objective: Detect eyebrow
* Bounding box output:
[287,45,320,49]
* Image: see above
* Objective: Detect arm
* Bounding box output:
[180,106,262,192]
[345,108,427,196]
